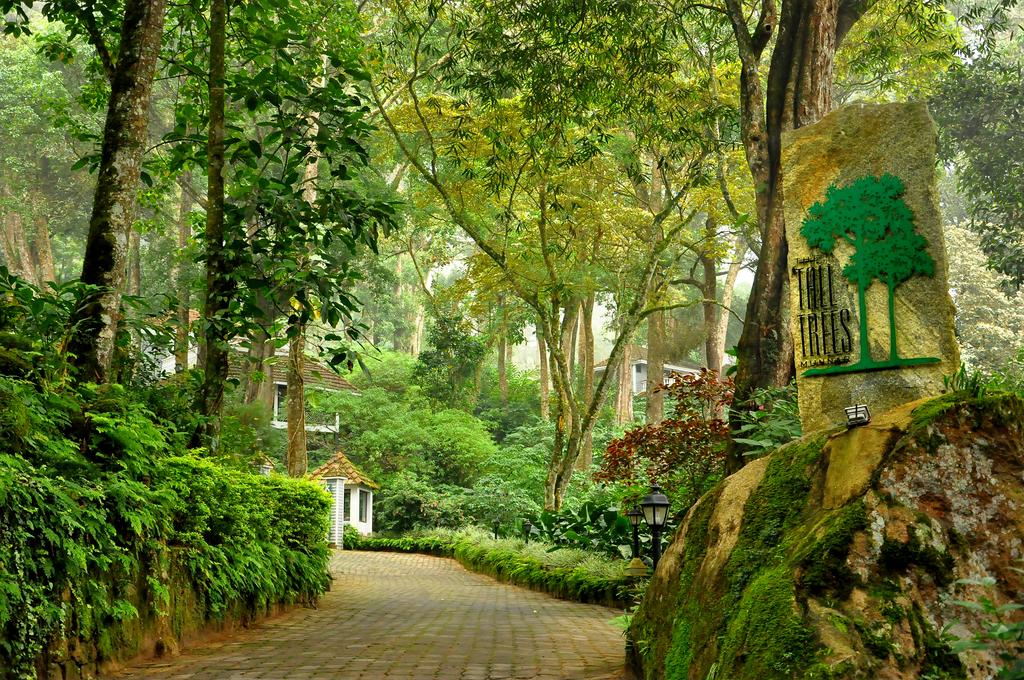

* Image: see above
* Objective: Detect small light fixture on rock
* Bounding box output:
[844,404,871,427]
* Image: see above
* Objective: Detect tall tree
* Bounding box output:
[196,0,229,443]
[715,0,955,466]
[5,0,170,381]
[366,0,721,507]
[932,30,1024,290]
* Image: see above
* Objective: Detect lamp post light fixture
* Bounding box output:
[640,484,671,569]
[493,519,500,540]
[845,404,871,427]
[523,519,532,543]
[626,507,643,558]
[624,507,648,577]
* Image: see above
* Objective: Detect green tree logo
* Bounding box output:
[800,173,940,375]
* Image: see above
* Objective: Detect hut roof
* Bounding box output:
[309,451,379,489]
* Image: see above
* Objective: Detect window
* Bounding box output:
[358,489,369,523]
[344,489,351,521]
[274,383,288,420]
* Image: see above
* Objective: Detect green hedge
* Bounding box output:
[0,373,332,678]
[346,528,635,608]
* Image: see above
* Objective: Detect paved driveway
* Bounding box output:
[116,551,628,679]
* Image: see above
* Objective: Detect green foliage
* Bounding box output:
[217,397,287,470]
[347,527,630,607]
[944,363,993,398]
[949,572,1024,680]
[413,311,487,408]
[372,471,469,532]
[533,501,633,560]
[315,385,498,486]
[731,381,803,456]
[473,362,543,442]
[0,281,331,676]
[309,354,551,532]
[0,381,331,675]
[932,35,1024,290]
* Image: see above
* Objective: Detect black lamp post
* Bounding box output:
[523,519,532,543]
[624,507,648,577]
[640,484,671,569]
[493,519,500,540]
[626,507,643,558]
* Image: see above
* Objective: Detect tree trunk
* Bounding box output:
[196,0,229,444]
[615,343,634,425]
[708,233,745,373]
[1,209,38,286]
[537,326,550,420]
[242,293,276,407]
[127,228,141,296]
[173,175,193,372]
[646,310,666,424]
[392,255,406,352]
[33,214,56,285]
[411,303,425,356]
[562,303,578,379]
[701,215,722,373]
[0,212,19,276]
[65,0,167,382]
[497,297,509,411]
[244,333,276,409]
[576,292,596,469]
[726,0,863,470]
[286,330,307,477]
[284,54,326,477]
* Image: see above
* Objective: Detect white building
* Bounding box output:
[594,348,704,395]
[309,451,379,545]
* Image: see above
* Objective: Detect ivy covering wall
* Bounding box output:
[0,341,332,679]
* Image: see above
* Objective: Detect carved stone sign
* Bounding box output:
[782,103,960,433]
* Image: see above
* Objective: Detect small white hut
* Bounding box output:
[310,451,379,545]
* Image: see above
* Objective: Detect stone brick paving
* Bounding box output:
[116,551,628,680]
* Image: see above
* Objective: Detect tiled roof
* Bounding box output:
[309,451,379,489]
[226,351,358,393]
[594,345,703,372]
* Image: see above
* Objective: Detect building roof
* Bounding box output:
[594,345,703,373]
[227,350,359,393]
[309,451,380,489]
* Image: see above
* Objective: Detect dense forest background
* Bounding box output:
[1,0,1022,525]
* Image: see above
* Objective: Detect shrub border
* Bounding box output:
[346,534,632,608]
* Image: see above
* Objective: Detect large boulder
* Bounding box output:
[783,103,960,433]
[628,392,1024,679]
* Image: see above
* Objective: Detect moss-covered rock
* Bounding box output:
[628,393,1024,679]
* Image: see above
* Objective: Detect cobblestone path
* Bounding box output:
[117,551,628,680]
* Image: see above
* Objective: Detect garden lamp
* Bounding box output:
[523,519,532,543]
[640,484,671,569]
[493,519,500,540]
[625,507,648,577]
[626,507,643,558]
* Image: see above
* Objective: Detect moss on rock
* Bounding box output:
[797,502,868,601]
[627,393,1024,680]
[717,567,818,679]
